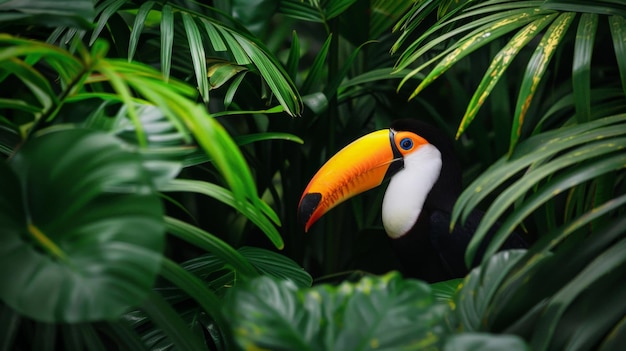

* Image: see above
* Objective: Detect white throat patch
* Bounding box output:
[382,144,442,239]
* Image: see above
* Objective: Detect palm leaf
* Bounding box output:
[510,12,575,153]
[572,13,598,123]
[457,14,556,138]
[610,15,626,97]
[160,4,174,81]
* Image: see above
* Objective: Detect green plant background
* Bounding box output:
[1,0,624,350]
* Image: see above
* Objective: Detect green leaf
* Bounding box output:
[140,291,208,351]
[159,258,226,331]
[128,1,155,62]
[530,238,626,351]
[572,13,598,123]
[454,250,526,331]
[164,216,258,278]
[89,0,125,46]
[510,12,576,153]
[238,247,312,288]
[609,15,626,98]
[182,13,210,102]
[224,272,447,351]
[444,333,529,351]
[452,114,626,230]
[301,34,332,95]
[160,179,283,249]
[458,14,556,138]
[279,0,324,23]
[468,142,626,266]
[0,128,165,322]
[430,279,462,305]
[160,4,174,81]
[0,0,94,28]
[400,7,547,97]
[326,0,359,20]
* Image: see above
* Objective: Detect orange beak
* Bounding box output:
[298,129,403,232]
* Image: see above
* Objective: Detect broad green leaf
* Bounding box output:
[224,272,447,351]
[458,14,556,138]
[510,12,575,153]
[572,13,598,123]
[454,250,526,331]
[0,128,165,323]
[444,333,529,351]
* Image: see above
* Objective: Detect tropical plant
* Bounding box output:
[1,0,625,350]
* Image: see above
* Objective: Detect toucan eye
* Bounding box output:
[400,138,413,150]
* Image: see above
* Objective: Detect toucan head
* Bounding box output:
[299,119,460,239]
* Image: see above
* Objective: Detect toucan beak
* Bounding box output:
[298,129,403,232]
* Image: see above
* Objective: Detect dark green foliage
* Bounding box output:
[0,0,625,350]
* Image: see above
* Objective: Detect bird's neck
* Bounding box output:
[382,144,442,239]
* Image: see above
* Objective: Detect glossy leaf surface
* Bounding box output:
[225,272,447,351]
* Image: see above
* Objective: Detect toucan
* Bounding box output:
[298,119,528,282]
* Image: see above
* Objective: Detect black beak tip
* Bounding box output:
[298,192,322,231]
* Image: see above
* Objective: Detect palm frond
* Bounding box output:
[394,0,626,152]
